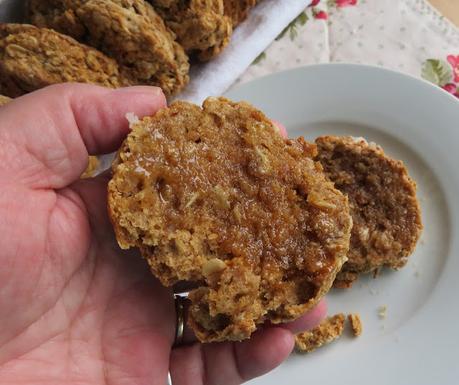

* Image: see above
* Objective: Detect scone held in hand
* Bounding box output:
[108,98,352,342]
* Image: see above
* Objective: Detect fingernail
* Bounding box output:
[113,86,164,97]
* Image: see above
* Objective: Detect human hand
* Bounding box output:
[0,84,326,385]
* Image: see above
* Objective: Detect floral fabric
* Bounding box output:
[237,0,459,98]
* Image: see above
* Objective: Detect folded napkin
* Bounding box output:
[175,0,312,104]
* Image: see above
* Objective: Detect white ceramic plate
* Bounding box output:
[225,64,459,385]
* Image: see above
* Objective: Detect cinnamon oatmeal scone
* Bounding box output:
[0,24,126,97]
[315,136,422,288]
[223,0,258,26]
[295,313,345,353]
[27,0,189,95]
[149,0,232,61]
[108,97,352,342]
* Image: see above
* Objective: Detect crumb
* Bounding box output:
[126,112,140,127]
[348,313,362,337]
[378,305,387,319]
[81,156,100,179]
[295,314,346,353]
[369,287,378,295]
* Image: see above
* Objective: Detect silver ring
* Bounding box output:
[173,294,186,347]
[169,295,188,384]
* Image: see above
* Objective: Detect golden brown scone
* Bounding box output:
[108,97,352,342]
[27,0,189,96]
[348,313,362,337]
[149,0,232,61]
[81,156,100,179]
[0,94,11,106]
[223,0,258,26]
[0,23,126,98]
[295,313,345,353]
[26,0,87,40]
[315,136,422,288]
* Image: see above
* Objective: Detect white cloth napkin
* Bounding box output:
[175,0,312,104]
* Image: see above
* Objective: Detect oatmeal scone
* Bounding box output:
[315,136,422,288]
[27,0,189,95]
[0,23,126,97]
[149,0,232,61]
[295,313,345,353]
[108,97,352,342]
[223,0,258,26]
[0,94,11,105]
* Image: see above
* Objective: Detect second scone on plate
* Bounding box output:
[108,97,352,342]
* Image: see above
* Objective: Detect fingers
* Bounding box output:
[67,171,114,241]
[170,327,294,385]
[0,83,166,189]
[228,328,294,382]
[68,85,166,154]
[172,299,326,385]
[180,298,327,347]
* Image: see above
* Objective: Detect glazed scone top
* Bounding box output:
[108,98,352,341]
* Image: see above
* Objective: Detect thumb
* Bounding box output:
[0,83,166,189]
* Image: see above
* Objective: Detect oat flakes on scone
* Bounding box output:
[0,23,126,97]
[108,97,352,342]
